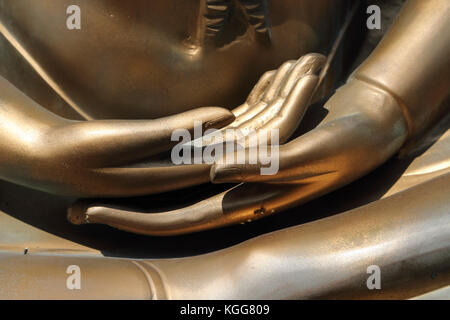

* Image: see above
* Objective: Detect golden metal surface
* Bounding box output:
[68,0,448,236]
[0,0,448,299]
[1,172,449,299]
[0,0,348,119]
[0,0,349,197]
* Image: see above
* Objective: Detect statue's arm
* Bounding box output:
[213,0,450,186]
[158,173,450,299]
[0,75,234,196]
[2,171,449,299]
[0,50,325,198]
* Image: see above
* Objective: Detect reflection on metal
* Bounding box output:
[410,285,450,300]
[0,0,448,299]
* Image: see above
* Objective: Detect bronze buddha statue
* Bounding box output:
[0,0,448,299]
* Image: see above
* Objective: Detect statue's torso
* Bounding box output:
[0,0,350,119]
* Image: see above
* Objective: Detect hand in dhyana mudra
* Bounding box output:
[67,57,409,236]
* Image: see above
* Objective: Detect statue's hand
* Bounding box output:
[0,75,234,196]
[67,77,409,236]
[0,54,323,198]
[212,78,409,185]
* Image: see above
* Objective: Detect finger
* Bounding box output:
[67,183,302,236]
[50,107,234,166]
[261,60,295,103]
[214,78,409,184]
[234,56,324,137]
[229,103,250,121]
[260,74,319,143]
[245,70,277,106]
[185,56,320,149]
[236,75,318,144]
[193,69,276,147]
[230,101,271,129]
[228,71,276,127]
[279,53,326,98]
[193,70,277,148]
[230,70,280,128]
[230,70,276,119]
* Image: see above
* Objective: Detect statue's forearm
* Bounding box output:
[352,0,450,139]
[1,172,448,299]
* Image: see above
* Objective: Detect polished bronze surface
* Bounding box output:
[69,0,449,236]
[0,0,348,119]
[1,172,449,299]
[0,0,448,299]
[0,0,348,198]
